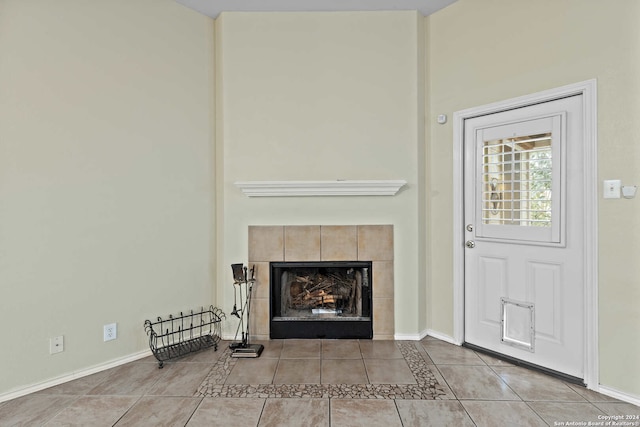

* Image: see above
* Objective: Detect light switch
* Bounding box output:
[603,180,621,199]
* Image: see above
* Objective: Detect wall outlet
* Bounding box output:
[50,336,64,354]
[103,323,117,342]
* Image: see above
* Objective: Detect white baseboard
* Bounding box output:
[0,349,152,404]
[393,333,420,341]
[425,329,460,345]
[596,385,640,407]
[390,329,461,342]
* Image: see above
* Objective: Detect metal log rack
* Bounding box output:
[144,305,225,368]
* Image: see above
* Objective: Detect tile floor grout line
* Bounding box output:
[393,399,406,427]
[428,354,461,401]
[456,399,479,427]
[484,360,524,403]
[257,397,268,427]
[182,396,204,427]
[37,395,82,427]
[111,394,145,427]
[523,399,559,426]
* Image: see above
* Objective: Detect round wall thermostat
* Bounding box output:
[437,114,447,124]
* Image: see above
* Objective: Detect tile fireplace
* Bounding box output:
[248,225,394,340]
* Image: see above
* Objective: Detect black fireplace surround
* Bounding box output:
[270,261,373,339]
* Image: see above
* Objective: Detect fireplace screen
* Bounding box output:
[270,261,372,339]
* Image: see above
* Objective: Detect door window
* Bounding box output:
[482,132,552,227]
[475,115,564,245]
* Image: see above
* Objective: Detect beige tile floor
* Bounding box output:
[1,337,638,426]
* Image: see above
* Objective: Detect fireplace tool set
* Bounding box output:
[229,263,264,358]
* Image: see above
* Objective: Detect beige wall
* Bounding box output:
[0,0,215,395]
[215,12,427,339]
[426,0,640,397]
[2,0,639,403]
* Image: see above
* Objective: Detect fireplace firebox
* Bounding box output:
[270,261,373,339]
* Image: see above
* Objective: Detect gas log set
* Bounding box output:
[270,261,373,339]
[286,268,362,315]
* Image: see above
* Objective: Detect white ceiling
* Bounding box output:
[175,0,458,18]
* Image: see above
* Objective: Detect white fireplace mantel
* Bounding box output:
[234,180,407,197]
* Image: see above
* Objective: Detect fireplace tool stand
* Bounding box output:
[229,263,264,358]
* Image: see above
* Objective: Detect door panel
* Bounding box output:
[478,256,507,326]
[529,261,561,341]
[464,95,584,379]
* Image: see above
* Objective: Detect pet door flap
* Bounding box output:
[501,298,535,352]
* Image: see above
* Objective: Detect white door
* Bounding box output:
[464,95,584,379]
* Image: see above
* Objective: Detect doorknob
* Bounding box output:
[465,240,475,249]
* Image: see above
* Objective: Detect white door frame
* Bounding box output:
[452,79,599,390]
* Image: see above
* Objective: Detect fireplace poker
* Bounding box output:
[230,278,245,348]
[231,283,240,318]
[244,265,255,346]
